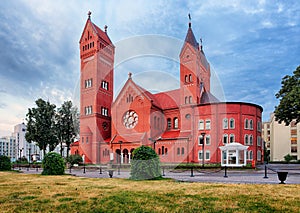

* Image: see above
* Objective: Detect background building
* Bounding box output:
[262,113,299,161]
[71,13,263,165]
[0,136,16,161]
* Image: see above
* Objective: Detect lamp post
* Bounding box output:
[118,141,122,175]
[200,132,206,168]
[148,138,156,152]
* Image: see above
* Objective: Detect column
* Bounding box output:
[128,153,131,164]
[121,153,123,164]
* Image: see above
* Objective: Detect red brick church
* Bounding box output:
[71,12,263,165]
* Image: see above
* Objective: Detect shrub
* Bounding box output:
[42,152,65,175]
[66,154,83,166]
[284,154,293,163]
[130,145,161,180]
[0,155,11,171]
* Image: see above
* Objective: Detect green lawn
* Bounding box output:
[0,172,299,212]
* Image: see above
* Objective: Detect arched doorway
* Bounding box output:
[123,149,129,164]
[116,149,121,164]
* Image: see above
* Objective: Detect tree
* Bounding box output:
[42,152,65,175]
[284,154,293,163]
[25,98,58,156]
[0,155,11,171]
[56,101,78,157]
[130,145,161,180]
[275,66,300,125]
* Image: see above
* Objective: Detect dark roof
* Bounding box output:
[184,27,199,50]
[200,91,219,104]
[91,22,113,45]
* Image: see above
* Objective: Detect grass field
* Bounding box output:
[0,172,299,212]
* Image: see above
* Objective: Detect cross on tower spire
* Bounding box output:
[188,13,191,28]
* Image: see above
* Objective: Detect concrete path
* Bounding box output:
[17,164,300,184]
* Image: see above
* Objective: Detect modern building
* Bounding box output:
[12,123,41,162]
[0,136,16,161]
[71,13,263,165]
[262,113,299,161]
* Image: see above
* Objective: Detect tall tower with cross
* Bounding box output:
[79,12,115,163]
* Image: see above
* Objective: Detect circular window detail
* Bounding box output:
[102,122,108,130]
[185,114,191,119]
[123,110,138,129]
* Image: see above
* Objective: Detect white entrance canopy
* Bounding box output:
[219,142,249,167]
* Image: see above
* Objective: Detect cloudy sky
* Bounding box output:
[0,0,299,136]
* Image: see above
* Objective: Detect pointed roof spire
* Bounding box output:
[88,11,92,20]
[188,13,191,28]
[128,72,132,79]
[104,25,108,33]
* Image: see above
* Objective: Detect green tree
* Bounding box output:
[275,66,300,125]
[130,145,161,180]
[66,154,83,166]
[25,98,58,156]
[284,154,293,163]
[0,155,11,171]
[56,101,78,157]
[42,152,65,175]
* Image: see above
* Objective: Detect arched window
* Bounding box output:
[185,75,188,83]
[257,150,262,161]
[158,148,161,155]
[189,74,192,82]
[249,119,253,130]
[249,135,253,145]
[189,96,192,103]
[177,147,180,155]
[230,134,235,143]
[167,118,171,130]
[181,147,184,155]
[223,118,228,129]
[223,134,228,144]
[229,118,235,129]
[205,119,211,130]
[205,135,211,145]
[165,148,168,155]
[154,116,157,129]
[205,151,210,160]
[245,134,249,145]
[162,146,165,155]
[174,117,178,129]
[245,119,249,129]
[198,120,204,130]
[247,150,253,160]
[185,96,188,104]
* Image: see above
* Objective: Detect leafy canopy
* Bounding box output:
[25,98,58,156]
[42,152,65,175]
[130,145,161,180]
[275,66,300,125]
[56,101,79,157]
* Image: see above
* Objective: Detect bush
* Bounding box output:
[130,145,161,180]
[66,154,83,166]
[0,155,11,171]
[42,152,65,175]
[284,154,293,163]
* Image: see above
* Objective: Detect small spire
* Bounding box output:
[188,13,191,28]
[88,11,92,20]
[128,72,132,79]
[200,37,203,50]
[104,25,108,33]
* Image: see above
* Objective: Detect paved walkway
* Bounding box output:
[17,164,300,184]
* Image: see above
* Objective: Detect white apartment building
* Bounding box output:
[0,136,16,161]
[262,113,299,161]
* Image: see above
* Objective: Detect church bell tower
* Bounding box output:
[79,12,115,163]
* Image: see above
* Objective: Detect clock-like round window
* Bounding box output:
[123,110,138,129]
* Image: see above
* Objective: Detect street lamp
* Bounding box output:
[148,138,156,152]
[200,132,206,168]
[118,141,122,175]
